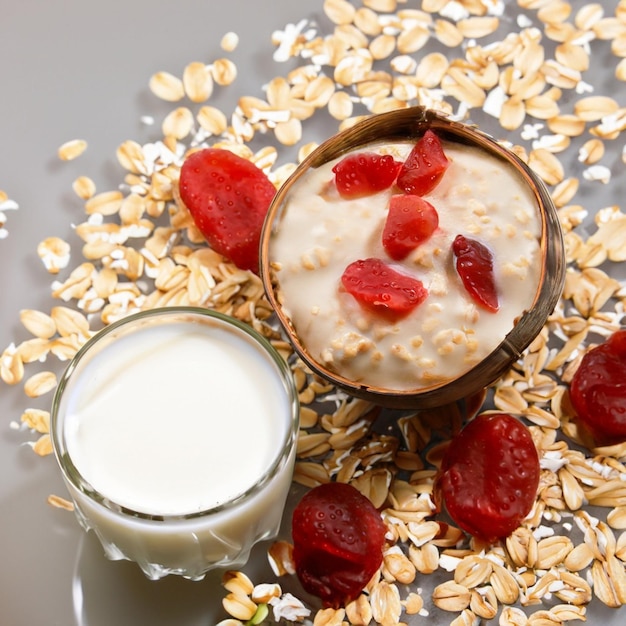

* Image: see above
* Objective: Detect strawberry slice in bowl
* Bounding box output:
[396,129,450,196]
[382,194,439,261]
[452,234,500,313]
[331,151,402,199]
[340,257,428,320]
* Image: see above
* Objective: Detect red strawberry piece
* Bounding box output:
[570,329,626,446]
[396,129,450,196]
[178,148,276,273]
[382,194,439,260]
[452,234,499,313]
[340,258,428,319]
[435,413,540,543]
[331,151,402,199]
[292,482,387,608]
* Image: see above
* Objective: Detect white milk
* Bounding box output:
[52,309,298,580]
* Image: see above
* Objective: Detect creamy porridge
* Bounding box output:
[269,139,542,391]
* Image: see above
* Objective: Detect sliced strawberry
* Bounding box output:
[570,330,626,446]
[331,151,402,199]
[396,129,450,196]
[340,258,428,319]
[435,413,540,543]
[292,482,387,608]
[382,194,439,260]
[452,234,499,313]
[178,148,276,273]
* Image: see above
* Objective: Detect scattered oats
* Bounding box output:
[555,41,590,72]
[327,90,354,120]
[222,591,257,621]
[432,581,472,612]
[72,176,96,200]
[85,190,124,217]
[434,18,464,48]
[23,371,57,398]
[482,86,506,118]
[324,0,357,25]
[182,62,214,103]
[436,1,468,22]
[528,148,565,185]
[550,177,579,208]
[575,3,604,31]
[574,95,620,121]
[592,109,626,139]
[57,139,87,161]
[30,433,53,456]
[19,309,56,340]
[7,2,626,625]
[197,105,229,135]
[582,164,611,184]
[390,54,417,74]
[37,236,71,274]
[211,58,238,86]
[149,71,185,101]
[439,553,463,572]
[268,592,311,621]
[547,114,586,137]
[524,94,560,120]
[500,606,528,625]
[220,31,239,52]
[369,583,402,624]
[162,106,195,139]
[0,193,18,237]
[0,192,18,211]
[531,133,570,152]
[578,138,604,164]
[457,16,499,39]
[47,494,74,511]
[20,408,50,433]
[521,123,544,140]
[575,79,594,95]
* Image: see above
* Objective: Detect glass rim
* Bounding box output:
[50,306,300,522]
[259,106,566,409]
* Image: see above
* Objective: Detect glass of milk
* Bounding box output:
[51,307,299,580]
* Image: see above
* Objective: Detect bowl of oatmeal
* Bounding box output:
[260,106,565,409]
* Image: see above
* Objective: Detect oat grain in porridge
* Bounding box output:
[269,139,543,391]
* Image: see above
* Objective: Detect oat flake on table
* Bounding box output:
[2,0,626,625]
[0,190,19,240]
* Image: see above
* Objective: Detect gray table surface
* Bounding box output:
[0,1,624,625]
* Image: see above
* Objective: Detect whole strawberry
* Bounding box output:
[435,413,540,543]
[569,329,626,446]
[291,482,387,608]
[178,148,276,273]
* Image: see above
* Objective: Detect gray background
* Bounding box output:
[0,1,623,625]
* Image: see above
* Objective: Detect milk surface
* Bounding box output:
[63,320,290,516]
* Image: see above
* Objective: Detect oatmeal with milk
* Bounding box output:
[269,132,542,391]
